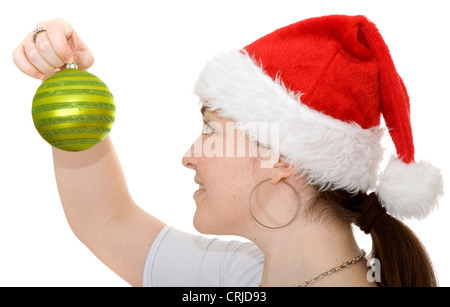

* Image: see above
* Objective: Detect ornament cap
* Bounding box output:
[66,63,78,70]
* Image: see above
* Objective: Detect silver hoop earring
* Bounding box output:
[248,178,300,229]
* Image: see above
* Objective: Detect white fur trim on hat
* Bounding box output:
[194,50,384,193]
[377,156,444,220]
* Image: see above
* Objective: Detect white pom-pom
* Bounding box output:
[377,156,444,220]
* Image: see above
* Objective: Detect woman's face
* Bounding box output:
[182,110,276,235]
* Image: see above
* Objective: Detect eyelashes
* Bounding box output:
[202,120,215,135]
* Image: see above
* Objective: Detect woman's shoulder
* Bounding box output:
[144,226,264,286]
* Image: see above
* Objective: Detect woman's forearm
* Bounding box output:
[53,136,134,239]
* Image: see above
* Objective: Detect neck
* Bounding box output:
[250,219,371,287]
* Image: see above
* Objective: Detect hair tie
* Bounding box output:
[353,192,387,234]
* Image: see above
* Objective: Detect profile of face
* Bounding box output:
[182,110,285,236]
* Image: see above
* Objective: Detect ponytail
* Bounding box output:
[314,189,438,287]
[370,213,437,287]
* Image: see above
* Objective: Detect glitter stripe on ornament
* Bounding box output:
[47,69,96,78]
[32,101,116,114]
[37,85,109,93]
[51,138,103,151]
[33,89,113,101]
[40,126,112,139]
[32,67,116,151]
[38,79,107,88]
[32,95,114,107]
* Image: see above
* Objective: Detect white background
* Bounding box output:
[0,0,448,286]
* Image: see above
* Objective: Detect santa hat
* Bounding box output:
[194,15,443,220]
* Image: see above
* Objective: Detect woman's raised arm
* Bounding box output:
[13,18,165,286]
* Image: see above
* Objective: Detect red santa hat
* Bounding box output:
[194,15,443,220]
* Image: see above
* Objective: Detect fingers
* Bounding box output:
[13,25,70,79]
[13,18,94,80]
[46,19,76,64]
[23,32,58,78]
[69,31,95,70]
[35,31,66,68]
[12,43,44,79]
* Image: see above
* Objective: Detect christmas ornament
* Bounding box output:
[32,64,115,151]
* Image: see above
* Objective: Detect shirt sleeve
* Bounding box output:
[142,226,264,287]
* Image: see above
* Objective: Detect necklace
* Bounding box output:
[259,249,366,287]
[298,249,366,287]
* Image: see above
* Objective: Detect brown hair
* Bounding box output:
[309,188,438,287]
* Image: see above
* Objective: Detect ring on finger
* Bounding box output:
[32,27,47,43]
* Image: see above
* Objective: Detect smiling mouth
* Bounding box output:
[194,187,206,198]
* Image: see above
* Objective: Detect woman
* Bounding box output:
[13,15,443,287]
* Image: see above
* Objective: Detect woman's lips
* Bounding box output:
[193,185,206,198]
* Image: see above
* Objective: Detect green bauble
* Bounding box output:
[32,65,115,152]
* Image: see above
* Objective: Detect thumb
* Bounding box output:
[45,19,94,70]
[68,30,94,70]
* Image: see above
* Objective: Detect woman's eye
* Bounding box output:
[202,121,215,135]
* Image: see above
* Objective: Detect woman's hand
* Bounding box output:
[13,18,94,80]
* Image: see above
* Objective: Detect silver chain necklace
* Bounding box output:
[298,249,366,287]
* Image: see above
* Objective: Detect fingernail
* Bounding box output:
[64,55,74,64]
[36,72,44,79]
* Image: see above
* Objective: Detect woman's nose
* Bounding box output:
[182,136,202,170]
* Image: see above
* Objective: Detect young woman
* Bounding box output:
[13,15,443,287]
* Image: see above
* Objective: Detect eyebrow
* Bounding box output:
[200,105,210,117]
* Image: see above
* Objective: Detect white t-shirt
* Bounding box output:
[143,226,264,286]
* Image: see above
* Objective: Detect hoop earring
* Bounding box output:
[248,178,300,230]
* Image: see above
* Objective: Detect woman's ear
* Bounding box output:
[271,161,295,184]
